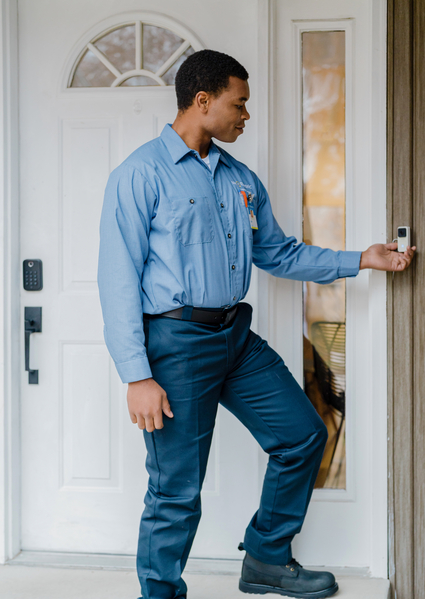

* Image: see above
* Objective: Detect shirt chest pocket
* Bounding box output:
[168,195,214,246]
[235,190,253,240]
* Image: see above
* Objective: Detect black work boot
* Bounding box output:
[238,544,338,598]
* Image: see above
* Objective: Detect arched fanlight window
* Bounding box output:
[69,21,196,87]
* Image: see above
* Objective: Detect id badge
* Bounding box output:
[240,191,258,230]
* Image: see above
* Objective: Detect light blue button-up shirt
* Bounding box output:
[97,123,361,384]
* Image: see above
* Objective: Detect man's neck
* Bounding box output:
[171,119,212,158]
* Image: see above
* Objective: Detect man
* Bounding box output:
[97,50,415,599]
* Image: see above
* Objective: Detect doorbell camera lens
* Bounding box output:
[398,227,406,237]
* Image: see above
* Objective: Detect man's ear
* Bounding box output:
[195,91,209,113]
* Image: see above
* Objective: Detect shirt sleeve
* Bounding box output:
[251,172,362,284]
[97,164,156,383]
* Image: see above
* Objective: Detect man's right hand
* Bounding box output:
[127,378,174,433]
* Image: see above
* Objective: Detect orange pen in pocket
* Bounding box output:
[240,190,248,208]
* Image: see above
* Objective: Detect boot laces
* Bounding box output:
[287,557,303,569]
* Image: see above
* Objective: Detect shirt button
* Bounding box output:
[220,203,224,208]
[190,199,194,204]
[228,233,232,238]
[231,265,235,270]
[233,296,236,301]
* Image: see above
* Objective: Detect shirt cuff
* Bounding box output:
[115,356,153,384]
[337,250,362,278]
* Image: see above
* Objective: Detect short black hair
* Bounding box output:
[175,49,249,112]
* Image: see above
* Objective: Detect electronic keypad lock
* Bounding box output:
[23,259,43,291]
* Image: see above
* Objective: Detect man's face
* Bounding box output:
[203,76,250,142]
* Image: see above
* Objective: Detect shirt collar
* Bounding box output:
[160,123,231,168]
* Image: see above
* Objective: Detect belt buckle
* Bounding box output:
[223,306,236,325]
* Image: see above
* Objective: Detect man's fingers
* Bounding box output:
[127,380,172,433]
[386,242,398,250]
[144,416,155,433]
[402,247,416,266]
[405,246,416,259]
[153,411,164,430]
[133,412,161,432]
[162,397,174,418]
[389,244,416,272]
[136,414,146,430]
[397,256,410,270]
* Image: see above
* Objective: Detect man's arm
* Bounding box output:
[250,173,361,283]
[97,164,173,432]
[250,173,416,279]
[97,163,154,383]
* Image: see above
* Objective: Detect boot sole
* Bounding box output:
[239,578,339,598]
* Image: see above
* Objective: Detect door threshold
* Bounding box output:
[9,549,373,577]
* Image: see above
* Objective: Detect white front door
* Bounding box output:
[19,0,260,559]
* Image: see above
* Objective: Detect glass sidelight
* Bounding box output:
[301,31,346,489]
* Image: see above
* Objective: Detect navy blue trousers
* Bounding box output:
[137,302,328,599]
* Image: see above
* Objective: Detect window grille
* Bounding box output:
[69,21,196,88]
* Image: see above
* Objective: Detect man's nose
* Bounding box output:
[242,106,250,121]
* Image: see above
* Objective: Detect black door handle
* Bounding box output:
[24,307,42,384]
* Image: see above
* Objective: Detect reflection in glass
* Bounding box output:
[94,25,136,73]
[142,25,184,73]
[301,31,346,489]
[162,46,196,85]
[71,49,116,87]
[70,22,194,88]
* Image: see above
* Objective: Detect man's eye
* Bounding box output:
[236,105,243,109]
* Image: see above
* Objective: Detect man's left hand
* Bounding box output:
[360,242,416,272]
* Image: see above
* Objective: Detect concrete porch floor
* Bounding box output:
[0,552,390,599]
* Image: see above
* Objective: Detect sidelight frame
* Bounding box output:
[256,0,388,577]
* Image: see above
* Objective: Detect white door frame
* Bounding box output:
[255,0,388,578]
[0,0,21,564]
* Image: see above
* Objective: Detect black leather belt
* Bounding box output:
[144,304,239,325]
